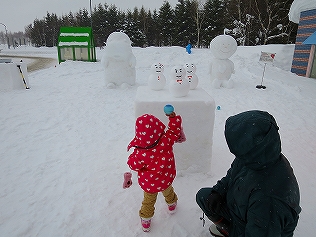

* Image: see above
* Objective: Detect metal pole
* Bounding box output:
[89,0,95,61]
[0,22,10,49]
[90,0,93,28]
[256,63,267,89]
[260,63,267,85]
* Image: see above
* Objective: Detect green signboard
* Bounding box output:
[57,27,96,63]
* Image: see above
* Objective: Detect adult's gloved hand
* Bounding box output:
[206,190,226,214]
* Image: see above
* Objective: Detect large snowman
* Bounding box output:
[169,65,190,97]
[209,35,237,89]
[148,63,166,90]
[101,32,136,88]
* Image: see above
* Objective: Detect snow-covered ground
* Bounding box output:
[0,44,315,236]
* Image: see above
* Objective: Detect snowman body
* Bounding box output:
[184,63,198,89]
[148,63,166,90]
[169,66,190,97]
[211,58,234,88]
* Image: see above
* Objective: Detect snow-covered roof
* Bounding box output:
[289,0,316,23]
[59,33,90,37]
[58,41,89,47]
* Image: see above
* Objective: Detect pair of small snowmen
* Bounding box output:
[148,63,199,97]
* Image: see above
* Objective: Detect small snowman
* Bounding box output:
[183,63,198,89]
[148,63,166,90]
[209,34,237,89]
[169,65,190,97]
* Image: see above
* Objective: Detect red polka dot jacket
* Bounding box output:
[127,114,182,193]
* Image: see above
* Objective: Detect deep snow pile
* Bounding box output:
[0,44,315,236]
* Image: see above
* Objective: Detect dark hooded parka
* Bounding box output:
[213,110,301,237]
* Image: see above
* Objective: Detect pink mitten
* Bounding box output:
[176,127,186,143]
[123,172,132,189]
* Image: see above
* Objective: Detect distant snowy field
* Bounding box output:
[0,44,315,236]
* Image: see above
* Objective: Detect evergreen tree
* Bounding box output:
[92,3,109,47]
[30,19,46,47]
[75,9,91,27]
[138,6,150,46]
[45,12,59,47]
[23,0,297,47]
[202,0,229,46]
[123,10,147,47]
[148,10,160,46]
[158,1,175,46]
[67,11,76,26]
[106,5,124,36]
[174,0,196,46]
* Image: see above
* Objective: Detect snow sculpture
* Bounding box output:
[184,63,198,89]
[148,63,166,90]
[169,65,190,97]
[101,32,136,88]
[209,34,237,89]
[0,61,30,91]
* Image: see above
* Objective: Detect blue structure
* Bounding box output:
[291,9,316,78]
[303,31,316,78]
[303,31,316,44]
[186,43,192,54]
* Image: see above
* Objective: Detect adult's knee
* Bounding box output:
[196,188,225,222]
[196,188,213,209]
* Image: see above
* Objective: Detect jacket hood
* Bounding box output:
[127,114,165,151]
[224,110,281,170]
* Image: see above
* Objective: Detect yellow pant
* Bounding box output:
[139,185,178,219]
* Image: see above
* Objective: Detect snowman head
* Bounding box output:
[106,32,131,46]
[210,35,237,59]
[150,63,164,74]
[171,66,185,80]
[105,32,132,61]
[183,63,196,74]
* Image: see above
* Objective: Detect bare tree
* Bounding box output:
[226,0,255,45]
[252,0,294,45]
[192,0,206,47]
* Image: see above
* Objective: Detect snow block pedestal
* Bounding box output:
[0,61,29,91]
[135,86,215,173]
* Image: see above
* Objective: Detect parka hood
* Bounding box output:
[224,110,281,170]
[127,114,165,151]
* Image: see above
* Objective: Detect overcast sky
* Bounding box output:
[0,0,179,33]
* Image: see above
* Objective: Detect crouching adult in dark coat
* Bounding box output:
[196,110,301,237]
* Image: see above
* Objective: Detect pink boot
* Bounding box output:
[141,217,151,232]
[167,202,177,214]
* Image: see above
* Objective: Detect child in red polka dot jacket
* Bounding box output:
[127,111,182,232]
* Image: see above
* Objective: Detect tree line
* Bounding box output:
[22,0,297,48]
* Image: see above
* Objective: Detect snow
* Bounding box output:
[289,0,316,23]
[0,44,316,236]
